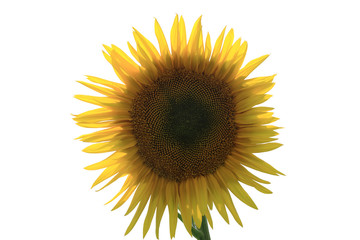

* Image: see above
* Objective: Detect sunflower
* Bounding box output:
[74,15,282,239]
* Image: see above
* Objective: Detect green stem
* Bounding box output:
[200,216,211,240]
[178,213,211,240]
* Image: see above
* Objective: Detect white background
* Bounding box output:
[1,0,359,239]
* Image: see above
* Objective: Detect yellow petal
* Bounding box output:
[76,126,124,143]
[179,16,187,53]
[207,189,213,210]
[237,54,269,80]
[82,141,118,153]
[170,15,180,55]
[85,75,125,93]
[76,121,115,128]
[82,135,136,153]
[204,207,213,229]
[74,94,129,109]
[85,152,125,170]
[197,176,208,216]
[225,38,241,62]
[95,172,123,192]
[96,155,141,192]
[134,43,159,80]
[155,178,166,239]
[221,171,258,209]
[222,41,248,85]
[77,81,117,97]
[126,178,151,216]
[178,180,193,235]
[206,175,229,223]
[196,29,206,72]
[231,151,284,175]
[240,142,283,153]
[127,42,141,63]
[225,159,270,184]
[221,188,243,226]
[236,107,274,119]
[74,107,125,122]
[215,171,243,226]
[109,165,149,208]
[235,136,278,145]
[235,111,278,125]
[154,18,171,66]
[90,146,133,166]
[225,160,272,194]
[78,130,117,143]
[204,33,211,61]
[105,174,133,197]
[235,40,248,68]
[233,81,275,101]
[125,198,149,235]
[143,175,160,238]
[110,164,151,208]
[102,49,112,65]
[90,164,121,188]
[188,16,202,56]
[211,27,226,60]
[133,28,161,63]
[111,184,137,210]
[74,110,130,124]
[219,28,234,62]
[226,58,247,83]
[235,94,272,112]
[108,55,141,92]
[166,181,179,238]
[189,179,202,229]
[110,44,139,75]
[237,125,280,138]
[240,74,276,88]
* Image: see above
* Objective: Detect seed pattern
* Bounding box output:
[130,68,237,181]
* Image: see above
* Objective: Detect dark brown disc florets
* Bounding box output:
[130,69,237,182]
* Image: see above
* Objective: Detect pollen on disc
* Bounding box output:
[130,69,237,182]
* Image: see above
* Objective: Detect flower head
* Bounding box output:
[74,15,282,239]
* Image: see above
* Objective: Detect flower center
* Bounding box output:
[130,69,237,182]
[165,96,212,147]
